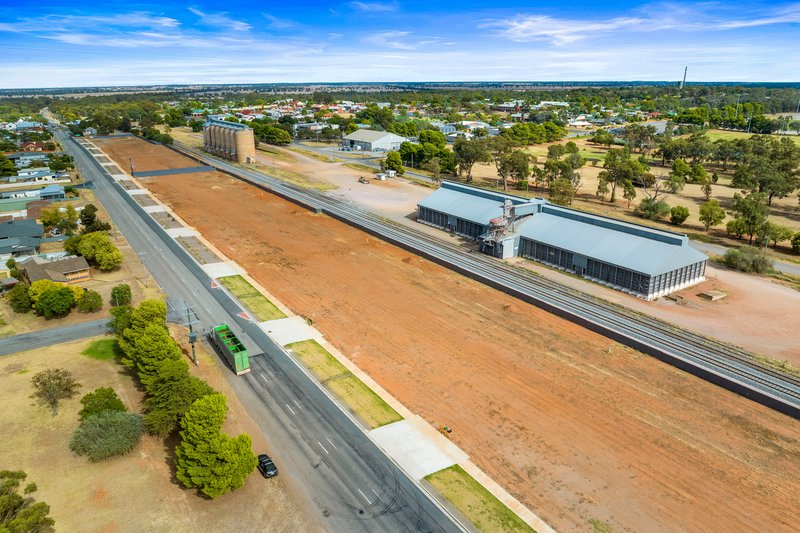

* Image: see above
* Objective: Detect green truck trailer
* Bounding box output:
[210,323,250,375]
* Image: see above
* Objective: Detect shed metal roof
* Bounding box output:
[0,219,43,239]
[417,181,541,226]
[515,213,707,276]
[343,129,407,143]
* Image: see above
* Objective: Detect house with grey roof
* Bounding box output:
[417,181,707,300]
[0,219,44,257]
[342,130,408,152]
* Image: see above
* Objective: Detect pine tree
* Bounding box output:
[175,394,257,498]
[144,359,215,436]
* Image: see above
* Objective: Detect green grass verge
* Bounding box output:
[425,465,535,533]
[81,338,121,361]
[217,275,286,321]
[286,339,403,428]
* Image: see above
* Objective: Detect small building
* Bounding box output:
[0,219,43,258]
[18,256,91,285]
[417,181,707,300]
[0,277,18,293]
[341,130,408,152]
[83,127,98,137]
[38,185,66,201]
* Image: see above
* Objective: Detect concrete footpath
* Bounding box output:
[85,139,555,533]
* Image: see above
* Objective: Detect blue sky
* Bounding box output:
[1,1,799,88]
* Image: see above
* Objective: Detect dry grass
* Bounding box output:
[287,146,342,163]
[425,465,535,533]
[217,275,286,321]
[0,337,307,532]
[286,339,402,429]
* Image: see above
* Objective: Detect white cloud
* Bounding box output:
[188,7,251,32]
[484,2,800,45]
[363,30,414,49]
[263,14,295,29]
[348,2,399,13]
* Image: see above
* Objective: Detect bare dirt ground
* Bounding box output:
[0,336,308,533]
[506,258,800,364]
[168,127,429,219]
[98,135,800,362]
[94,136,800,533]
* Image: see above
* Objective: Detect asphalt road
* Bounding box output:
[56,129,462,533]
[0,318,110,356]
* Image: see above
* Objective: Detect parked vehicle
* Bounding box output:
[257,454,278,478]
[209,323,250,375]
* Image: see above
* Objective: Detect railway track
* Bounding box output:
[173,143,800,418]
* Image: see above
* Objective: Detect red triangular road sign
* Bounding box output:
[211,280,219,288]
[237,312,251,320]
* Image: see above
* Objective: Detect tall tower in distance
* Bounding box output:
[679,66,688,90]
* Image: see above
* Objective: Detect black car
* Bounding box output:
[257,454,278,478]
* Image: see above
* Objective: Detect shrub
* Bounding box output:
[69,411,143,461]
[110,284,132,306]
[77,289,103,313]
[7,283,31,313]
[669,205,690,225]
[78,387,127,420]
[792,233,800,254]
[722,246,774,274]
[635,198,670,220]
[35,287,76,318]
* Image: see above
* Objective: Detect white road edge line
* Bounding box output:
[285,404,296,415]
[326,437,337,450]
[358,488,372,505]
[293,399,301,409]
[371,488,379,499]
[318,441,329,454]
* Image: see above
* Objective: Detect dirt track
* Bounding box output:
[95,137,800,532]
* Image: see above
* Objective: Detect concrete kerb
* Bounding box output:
[83,137,553,533]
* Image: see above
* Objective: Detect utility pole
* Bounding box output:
[679,66,687,91]
[182,302,200,367]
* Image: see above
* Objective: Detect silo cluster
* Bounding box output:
[203,119,257,164]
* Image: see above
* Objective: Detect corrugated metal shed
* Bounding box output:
[417,181,540,225]
[343,129,407,143]
[515,213,707,276]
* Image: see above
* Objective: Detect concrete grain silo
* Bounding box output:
[202,118,257,164]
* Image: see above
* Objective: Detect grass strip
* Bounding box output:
[218,275,286,321]
[286,339,403,428]
[425,465,535,533]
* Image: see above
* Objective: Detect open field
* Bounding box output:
[426,465,534,533]
[0,336,307,533]
[218,275,286,321]
[286,339,402,429]
[93,136,800,532]
[704,128,800,145]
